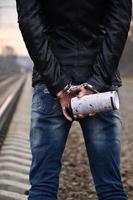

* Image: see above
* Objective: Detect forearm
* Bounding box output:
[87,0,132,92]
[16,0,70,96]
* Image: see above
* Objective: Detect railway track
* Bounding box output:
[0,74,23,108]
[0,73,31,200]
[0,74,11,82]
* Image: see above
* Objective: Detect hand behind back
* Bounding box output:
[58,85,95,121]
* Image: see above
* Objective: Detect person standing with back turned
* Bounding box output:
[16,0,132,199]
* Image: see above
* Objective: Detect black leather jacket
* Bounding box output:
[16,0,132,97]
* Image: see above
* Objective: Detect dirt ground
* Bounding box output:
[58,79,133,200]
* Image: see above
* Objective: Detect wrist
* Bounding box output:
[81,82,99,93]
[56,82,72,98]
[56,90,65,98]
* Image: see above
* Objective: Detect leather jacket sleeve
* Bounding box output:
[87,0,132,92]
[16,0,71,96]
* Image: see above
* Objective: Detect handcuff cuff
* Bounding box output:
[80,82,99,94]
[57,82,98,98]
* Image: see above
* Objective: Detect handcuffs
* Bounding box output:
[56,82,99,117]
[57,82,98,98]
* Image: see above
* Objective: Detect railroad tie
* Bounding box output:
[0,74,32,200]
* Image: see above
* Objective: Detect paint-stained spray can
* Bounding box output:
[69,91,119,116]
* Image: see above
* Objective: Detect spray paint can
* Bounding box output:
[69,91,119,116]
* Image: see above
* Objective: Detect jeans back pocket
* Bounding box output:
[32,83,61,115]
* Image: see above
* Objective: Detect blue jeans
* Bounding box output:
[28,82,127,200]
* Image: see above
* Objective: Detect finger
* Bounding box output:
[78,114,85,118]
[78,89,85,98]
[77,90,94,98]
[89,112,96,116]
[63,110,72,121]
[79,112,96,117]
[77,91,86,98]
[73,114,84,119]
[62,107,73,121]
[76,113,93,118]
[74,115,78,118]
[71,86,86,98]
[74,112,96,118]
